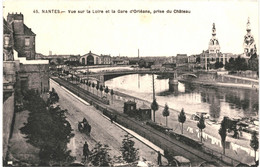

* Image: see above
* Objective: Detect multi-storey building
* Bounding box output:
[100,54,112,64]
[3,13,49,161]
[176,54,188,66]
[7,13,36,60]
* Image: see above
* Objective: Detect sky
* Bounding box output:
[2,0,259,57]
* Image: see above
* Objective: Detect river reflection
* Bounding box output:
[105,74,258,121]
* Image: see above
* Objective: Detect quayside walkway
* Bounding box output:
[51,77,240,166]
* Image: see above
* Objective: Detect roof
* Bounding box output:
[139,103,150,109]
[3,19,13,34]
[124,101,136,105]
[82,51,100,57]
[24,24,36,36]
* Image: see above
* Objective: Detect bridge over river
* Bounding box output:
[71,68,197,91]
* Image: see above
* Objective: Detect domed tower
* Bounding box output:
[243,17,257,57]
[208,23,220,54]
[204,23,221,69]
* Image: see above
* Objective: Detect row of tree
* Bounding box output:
[225,54,258,73]
[151,99,259,162]
[71,76,115,102]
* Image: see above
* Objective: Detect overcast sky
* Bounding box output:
[2,0,259,57]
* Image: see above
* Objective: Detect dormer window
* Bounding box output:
[25,37,30,46]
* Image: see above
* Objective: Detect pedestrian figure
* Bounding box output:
[83,142,89,160]
[83,117,87,123]
[239,126,243,137]
[157,151,162,166]
[111,115,114,123]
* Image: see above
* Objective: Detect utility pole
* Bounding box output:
[152,73,155,100]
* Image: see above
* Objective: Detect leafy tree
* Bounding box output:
[104,86,109,97]
[214,61,224,69]
[48,88,59,105]
[250,131,259,163]
[96,83,99,96]
[178,108,186,134]
[235,56,247,71]
[162,104,170,127]
[89,142,111,166]
[248,53,259,75]
[100,85,104,97]
[110,89,114,104]
[20,90,74,165]
[225,56,248,71]
[120,134,139,163]
[219,118,227,155]
[92,82,95,94]
[151,99,159,122]
[197,115,206,143]
[225,57,235,71]
[85,80,89,91]
[88,81,91,92]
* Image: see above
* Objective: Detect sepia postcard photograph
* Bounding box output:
[1,0,259,166]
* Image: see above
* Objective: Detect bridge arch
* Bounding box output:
[180,73,197,79]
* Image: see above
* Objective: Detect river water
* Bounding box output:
[105,74,259,121]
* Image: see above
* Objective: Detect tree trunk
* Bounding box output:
[166,117,168,127]
[182,123,183,134]
[222,141,225,155]
[201,129,203,142]
[153,110,156,122]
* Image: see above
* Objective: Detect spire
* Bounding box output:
[212,23,216,36]
[246,17,251,31]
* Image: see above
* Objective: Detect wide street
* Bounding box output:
[50,79,168,165]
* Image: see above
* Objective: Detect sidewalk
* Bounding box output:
[224,74,259,82]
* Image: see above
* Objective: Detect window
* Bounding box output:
[4,36,10,45]
[25,37,30,46]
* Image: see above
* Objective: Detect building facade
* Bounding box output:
[80,51,111,65]
[7,13,36,60]
[100,54,112,64]
[176,54,188,66]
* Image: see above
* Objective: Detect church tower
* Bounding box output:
[208,23,220,54]
[204,23,221,69]
[243,17,256,57]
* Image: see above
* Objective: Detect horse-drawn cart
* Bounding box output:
[78,118,91,135]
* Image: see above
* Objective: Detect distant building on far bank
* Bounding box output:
[80,51,112,65]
